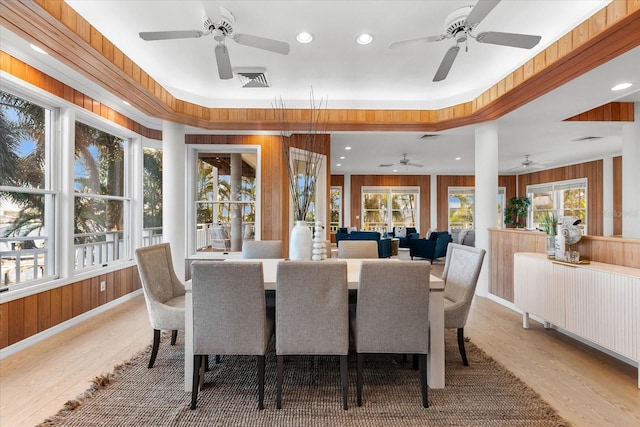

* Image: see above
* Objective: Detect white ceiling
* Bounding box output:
[2,0,639,175]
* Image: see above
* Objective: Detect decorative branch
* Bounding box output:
[273,89,329,221]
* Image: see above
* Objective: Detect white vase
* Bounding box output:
[289,220,312,260]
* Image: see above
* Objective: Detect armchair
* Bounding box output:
[409,231,452,263]
[334,230,392,258]
[389,226,420,248]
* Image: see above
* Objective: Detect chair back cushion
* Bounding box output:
[441,243,486,328]
[242,240,282,259]
[276,261,348,355]
[356,261,430,354]
[135,243,184,304]
[191,261,271,355]
[338,240,378,259]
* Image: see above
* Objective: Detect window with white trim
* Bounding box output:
[528,179,587,232]
[330,186,342,232]
[448,187,506,230]
[362,187,419,232]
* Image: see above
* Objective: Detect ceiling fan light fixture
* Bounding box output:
[296,32,313,44]
[356,33,373,45]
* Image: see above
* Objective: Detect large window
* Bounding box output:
[362,187,419,232]
[0,91,56,288]
[448,187,506,230]
[528,179,587,232]
[142,147,163,246]
[73,122,129,270]
[195,152,257,252]
[330,186,342,232]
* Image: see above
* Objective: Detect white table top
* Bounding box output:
[186,257,444,291]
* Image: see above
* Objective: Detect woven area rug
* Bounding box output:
[40,331,569,426]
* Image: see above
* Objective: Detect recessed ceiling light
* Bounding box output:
[122,100,130,106]
[455,157,461,160]
[356,33,373,45]
[393,169,398,173]
[345,146,351,150]
[336,163,342,167]
[296,32,313,44]
[611,82,632,91]
[30,44,47,55]
[339,156,345,159]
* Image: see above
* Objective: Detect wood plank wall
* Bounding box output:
[517,160,603,235]
[0,266,140,349]
[564,102,635,121]
[613,156,623,235]
[489,228,640,302]
[348,175,431,233]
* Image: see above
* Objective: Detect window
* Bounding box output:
[528,179,587,232]
[0,91,56,288]
[448,187,506,230]
[74,122,130,270]
[329,186,342,232]
[142,147,163,246]
[195,152,257,252]
[362,187,419,232]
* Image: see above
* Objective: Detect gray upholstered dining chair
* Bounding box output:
[338,240,378,259]
[275,261,349,410]
[190,261,274,410]
[134,243,185,369]
[354,261,431,407]
[242,240,283,258]
[441,243,486,366]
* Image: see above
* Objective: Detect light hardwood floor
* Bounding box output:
[1,292,639,426]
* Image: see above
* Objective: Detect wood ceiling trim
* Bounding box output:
[4,0,639,133]
[564,102,635,122]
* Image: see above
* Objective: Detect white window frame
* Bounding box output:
[527,178,588,231]
[448,186,506,230]
[330,186,342,232]
[361,186,420,232]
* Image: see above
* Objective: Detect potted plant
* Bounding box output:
[504,196,531,228]
[539,211,558,256]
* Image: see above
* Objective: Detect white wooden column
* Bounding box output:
[430,173,438,231]
[622,102,640,238]
[162,121,186,280]
[344,173,351,227]
[602,156,614,236]
[474,122,499,297]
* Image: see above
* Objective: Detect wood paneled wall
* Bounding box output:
[518,160,603,235]
[0,266,141,349]
[614,155,623,235]
[348,175,431,233]
[564,102,635,122]
[489,228,640,302]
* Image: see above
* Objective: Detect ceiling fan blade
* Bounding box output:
[139,30,205,41]
[476,31,542,49]
[232,34,290,55]
[378,163,395,167]
[406,163,424,167]
[433,45,460,82]
[465,0,501,27]
[388,35,446,49]
[215,44,233,79]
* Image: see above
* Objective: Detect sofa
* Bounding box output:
[409,231,453,263]
[335,229,392,258]
[451,228,475,247]
[388,226,420,248]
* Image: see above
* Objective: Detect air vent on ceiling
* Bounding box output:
[571,136,603,142]
[235,68,270,88]
[419,134,439,140]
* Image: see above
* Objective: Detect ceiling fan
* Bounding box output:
[389,0,542,82]
[379,153,424,168]
[509,154,545,171]
[138,7,290,80]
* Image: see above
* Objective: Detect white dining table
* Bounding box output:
[183,256,445,391]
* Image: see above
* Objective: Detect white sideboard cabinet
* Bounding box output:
[514,252,640,388]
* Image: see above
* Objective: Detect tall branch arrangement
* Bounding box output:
[273,89,329,221]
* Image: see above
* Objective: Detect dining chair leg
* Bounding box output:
[356,353,364,407]
[148,329,161,368]
[419,353,428,408]
[276,355,284,409]
[340,355,348,410]
[170,330,178,345]
[190,355,202,410]
[412,354,419,370]
[257,355,265,410]
[457,327,469,366]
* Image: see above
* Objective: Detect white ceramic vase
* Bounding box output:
[289,220,312,260]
